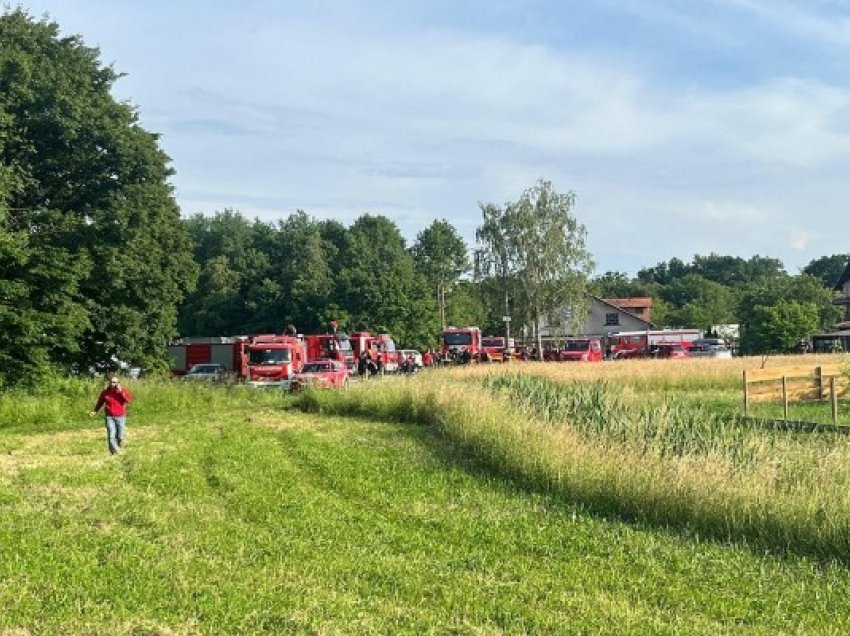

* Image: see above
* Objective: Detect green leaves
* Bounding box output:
[476,180,594,345]
[0,8,196,382]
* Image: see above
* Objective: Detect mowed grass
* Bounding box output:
[3,375,850,633]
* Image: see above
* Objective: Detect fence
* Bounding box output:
[743,363,848,424]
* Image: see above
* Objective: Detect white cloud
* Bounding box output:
[13,0,850,273]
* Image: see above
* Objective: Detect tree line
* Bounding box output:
[1,9,845,386]
[592,254,846,355]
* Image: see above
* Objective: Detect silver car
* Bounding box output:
[182,363,226,381]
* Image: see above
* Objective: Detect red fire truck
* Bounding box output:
[608,329,701,359]
[168,337,248,377]
[559,338,603,362]
[481,336,514,362]
[304,333,355,371]
[349,331,401,372]
[244,334,308,388]
[440,326,482,363]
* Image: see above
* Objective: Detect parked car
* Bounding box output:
[182,363,226,381]
[399,349,423,369]
[290,360,350,391]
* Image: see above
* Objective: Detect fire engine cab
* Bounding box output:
[440,326,482,363]
[304,333,355,371]
[349,331,400,372]
[244,335,307,388]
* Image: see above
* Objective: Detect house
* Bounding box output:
[834,258,850,329]
[537,296,654,339]
[603,297,653,322]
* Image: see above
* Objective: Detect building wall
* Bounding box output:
[538,298,651,337]
[581,299,652,336]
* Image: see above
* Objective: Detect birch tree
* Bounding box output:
[476,180,594,354]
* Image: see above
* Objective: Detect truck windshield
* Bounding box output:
[248,348,290,364]
[482,338,505,348]
[443,333,472,346]
[336,338,352,352]
[564,340,589,351]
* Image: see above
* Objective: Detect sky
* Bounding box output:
[14,0,850,275]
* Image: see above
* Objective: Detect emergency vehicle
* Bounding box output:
[349,331,401,372]
[244,334,308,388]
[559,338,603,362]
[168,337,247,377]
[440,326,482,363]
[608,329,701,359]
[304,333,355,371]
[481,336,513,362]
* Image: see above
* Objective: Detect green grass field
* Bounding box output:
[2,364,850,634]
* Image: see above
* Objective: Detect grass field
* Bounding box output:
[1,358,850,634]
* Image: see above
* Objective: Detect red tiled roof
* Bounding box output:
[603,298,653,308]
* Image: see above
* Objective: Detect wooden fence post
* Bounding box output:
[782,376,789,421]
[743,370,749,417]
[832,376,839,425]
[816,366,824,400]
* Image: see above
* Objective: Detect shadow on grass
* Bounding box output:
[290,387,850,568]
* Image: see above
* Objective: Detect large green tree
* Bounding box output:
[411,219,471,329]
[477,180,594,352]
[738,275,840,354]
[337,214,436,348]
[803,254,850,289]
[659,274,736,330]
[0,9,196,377]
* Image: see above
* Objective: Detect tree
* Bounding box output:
[476,180,594,353]
[178,210,266,336]
[803,254,850,289]
[659,274,736,330]
[0,9,196,376]
[740,302,821,355]
[337,214,436,348]
[411,219,470,329]
[737,274,840,354]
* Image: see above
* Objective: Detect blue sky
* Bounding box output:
[17,0,850,275]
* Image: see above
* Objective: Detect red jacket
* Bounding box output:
[94,387,132,417]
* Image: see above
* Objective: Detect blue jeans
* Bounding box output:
[105,416,126,454]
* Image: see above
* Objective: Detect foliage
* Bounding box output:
[411,219,471,329]
[337,214,436,348]
[803,253,850,289]
[0,8,196,381]
[638,253,786,287]
[738,275,842,354]
[476,180,594,349]
[659,274,736,330]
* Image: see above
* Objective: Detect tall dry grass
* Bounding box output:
[295,354,850,560]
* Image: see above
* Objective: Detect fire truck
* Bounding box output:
[244,334,308,388]
[608,329,701,359]
[304,333,356,371]
[168,337,248,377]
[558,338,603,362]
[440,326,482,363]
[349,331,401,372]
[481,335,514,362]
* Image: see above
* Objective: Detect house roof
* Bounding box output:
[835,259,850,291]
[602,297,653,308]
[591,295,654,328]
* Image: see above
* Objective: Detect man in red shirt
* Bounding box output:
[90,376,132,455]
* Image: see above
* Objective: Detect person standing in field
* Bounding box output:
[89,376,132,455]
